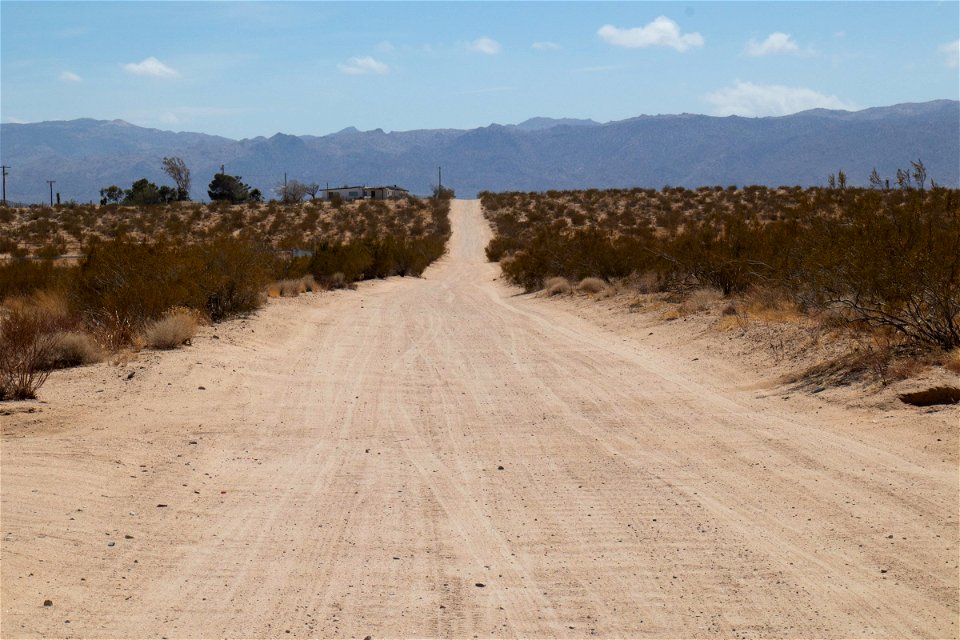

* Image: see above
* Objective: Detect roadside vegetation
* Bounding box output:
[481,164,960,389]
[0,186,452,400]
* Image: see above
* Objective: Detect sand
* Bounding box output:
[2,199,957,638]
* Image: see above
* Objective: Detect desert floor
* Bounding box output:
[2,200,957,639]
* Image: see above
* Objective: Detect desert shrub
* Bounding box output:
[196,236,274,321]
[0,259,74,300]
[40,332,103,369]
[544,276,572,296]
[679,288,723,315]
[0,306,57,400]
[483,180,960,350]
[577,277,607,294]
[143,309,198,350]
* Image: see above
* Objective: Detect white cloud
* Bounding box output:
[59,71,82,83]
[940,40,959,69]
[705,80,856,117]
[123,56,179,78]
[338,56,389,75]
[597,17,703,52]
[532,41,561,51]
[745,32,800,56]
[465,37,501,55]
[375,41,394,53]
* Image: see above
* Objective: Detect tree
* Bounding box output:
[161,156,192,201]
[869,167,883,189]
[99,185,124,205]
[837,170,847,190]
[306,182,321,200]
[124,178,162,206]
[208,172,253,203]
[275,180,311,204]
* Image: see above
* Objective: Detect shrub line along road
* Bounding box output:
[1,200,957,638]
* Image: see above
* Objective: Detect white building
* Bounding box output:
[319,184,409,201]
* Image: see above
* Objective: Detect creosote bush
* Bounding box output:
[482,180,960,351]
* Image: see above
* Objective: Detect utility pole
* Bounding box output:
[438,166,442,191]
[284,172,287,188]
[47,180,56,207]
[1,165,9,206]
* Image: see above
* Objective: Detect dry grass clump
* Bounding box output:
[679,288,722,316]
[268,275,322,298]
[41,332,103,369]
[577,277,607,295]
[143,309,198,350]
[544,277,572,296]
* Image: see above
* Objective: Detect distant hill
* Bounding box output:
[1,100,957,203]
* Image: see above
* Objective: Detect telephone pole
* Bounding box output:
[438,166,442,191]
[47,180,56,207]
[1,165,9,206]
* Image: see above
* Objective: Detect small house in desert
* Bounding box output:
[319,184,409,201]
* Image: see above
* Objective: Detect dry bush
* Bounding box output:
[266,283,281,298]
[577,277,607,294]
[277,279,306,297]
[40,332,103,369]
[679,288,722,316]
[0,306,57,400]
[143,309,198,350]
[544,277,572,296]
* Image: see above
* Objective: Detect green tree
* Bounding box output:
[124,178,163,206]
[208,173,254,203]
[99,185,124,205]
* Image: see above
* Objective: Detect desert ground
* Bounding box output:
[2,200,957,638]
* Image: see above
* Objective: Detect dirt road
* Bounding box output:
[2,200,957,638]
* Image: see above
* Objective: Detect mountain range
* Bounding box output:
[1,100,957,203]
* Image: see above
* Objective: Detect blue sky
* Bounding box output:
[2,1,958,139]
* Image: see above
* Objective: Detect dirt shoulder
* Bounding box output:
[2,200,957,639]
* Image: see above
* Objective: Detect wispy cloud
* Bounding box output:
[940,40,959,69]
[705,80,856,117]
[465,37,501,55]
[532,41,561,51]
[375,41,395,53]
[59,70,82,83]
[123,56,179,78]
[598,17,703,52]
[745,32,800,56]
[338,56,389,75]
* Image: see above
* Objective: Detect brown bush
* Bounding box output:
[544,277,572,296]
[143,310,198,350]
[0,306,57,400]
[577,277,607,294]
[40,332,103,369]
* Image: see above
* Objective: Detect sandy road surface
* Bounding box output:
[2,200,958,638]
